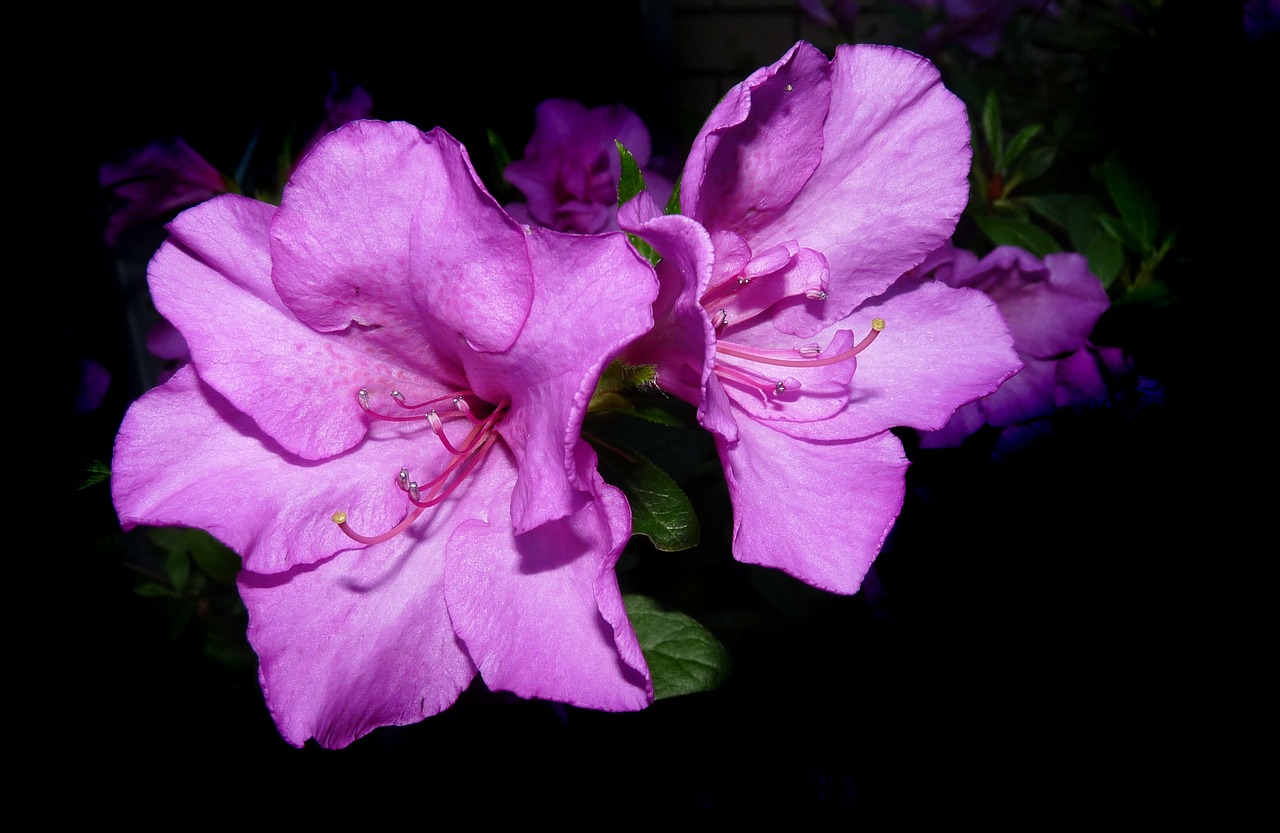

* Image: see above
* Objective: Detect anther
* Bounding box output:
[712,309,728,329]
[806,289,827,301]
[774,381,786,395]
[390,390,406,405]
[358,388,371,410]
[397,468,410,491]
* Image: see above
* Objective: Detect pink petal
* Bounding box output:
[473,224,659,532]
[155,194,445,460]
[239,527,476,750]
[773,44,973,326]
[718,420,909,594]
[111,365,469,576]
[445,442,651,711]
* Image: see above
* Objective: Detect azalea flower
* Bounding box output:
[503,98,673,234]
[100,137,233,247]
[618,41,1021,594]
[111,120,659,748]
[916,0,1058,58]
[100,78,373,246]
[908,242,1126,449]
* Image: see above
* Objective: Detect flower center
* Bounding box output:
[332,387,508,545]
[701,252,884,399]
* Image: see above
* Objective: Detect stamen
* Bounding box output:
[334,395,510,545]
[332,507,427,546]
[806,289,827,301]
[715,363,795,399]
[716,318,884,368]
[711,309,728,330]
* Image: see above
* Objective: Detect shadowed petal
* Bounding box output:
[446,441,650,711]
[465,225,658,532]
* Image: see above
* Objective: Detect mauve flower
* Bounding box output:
[504,98,673,234]
[908,242,1117,448]
[297,76,375,164]
[111,120,658,748]
[619,42,1020,594]
[100,138,233,247]
[914,0,1058,57]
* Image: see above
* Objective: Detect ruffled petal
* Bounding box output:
[718,420,909,594]
[772,44,973,327]
[445,441,651,711]
[472,225,658,532]
[618,193,718,408]
[154,195,442,460]
[685,41,832,237]
[274,121,532,358]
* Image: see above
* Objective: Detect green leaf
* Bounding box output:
[486,128,512,176]
[1002,123,1044,170]
[1007,146,1056,191]
[593,440,699,552]
[972,214,1062,257]
[1082,229,1125,287]
[1103,151,1160,252]
[133,582,177,599]
[77,460,111,490]
[166,547,191,593]
[616,139,647,208]
[624,594,731,700]
[1096,212,1147,255]
[148,527,240,585]
[981,91,1003,167]
[664,175,682,216]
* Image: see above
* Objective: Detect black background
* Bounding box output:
[44,2,1252,822]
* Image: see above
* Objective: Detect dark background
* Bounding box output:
[46,1,1251,821]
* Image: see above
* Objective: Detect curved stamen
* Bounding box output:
[716,318,884,368]
[332,507,427,546]
[334,394,509,545]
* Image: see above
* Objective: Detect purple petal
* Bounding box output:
[941,248,1110,358]
[772,44,973,325]
[618,195,718,409]
[468,224,658,531]
[684,41,832,237]
[100,138,230,246]
[273,121,532,356]
[981,355,1059,426]
[829,279,1022,436]
[111,365,469,576]
[154,194,445,460]
[718,420,908,594]
[445,441,651,711]
[239,530,476,750]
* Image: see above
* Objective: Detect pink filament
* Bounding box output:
[716,324,881,368]
[335,391,508,545]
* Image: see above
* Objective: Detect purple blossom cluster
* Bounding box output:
[106,37,1159,751]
